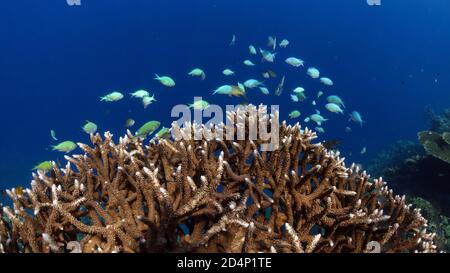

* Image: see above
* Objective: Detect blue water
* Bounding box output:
[1,0,449,197]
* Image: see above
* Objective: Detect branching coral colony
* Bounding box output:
[0,106,437,253]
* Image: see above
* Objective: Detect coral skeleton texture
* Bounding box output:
[0,106,436,253]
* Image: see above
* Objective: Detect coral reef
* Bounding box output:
[409,197,450,251]
[367,143,450,215]
[418,131,450,164]
[0,107,436,253]
[360,106,450,252]
[366,140,425,179]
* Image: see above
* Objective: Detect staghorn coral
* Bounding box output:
[409,197,450,251]
[0,106,437,253]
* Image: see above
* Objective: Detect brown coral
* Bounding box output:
[0,107,437,253]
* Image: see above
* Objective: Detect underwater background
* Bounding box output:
[1,0,449,220]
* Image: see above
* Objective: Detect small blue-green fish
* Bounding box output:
[285,57,304,67]
[52,141,77,153]
[243,60,255,66]
[222,69,235,76]
[135,121,161,138]
[188,68,206,80]
[82,120,98,134]
[50,130,58,141]
[307,67,320,79]
[244,79,264,89]
[291,92,307,102]
[279,39,289,48]
[327,95,345,108]
[310,110,328,126]
[320,77,334,86]
[259,87,270,95]
[260,48,277,63]
[315,127,325,133]
[125,118,135,128]
[288,110,301,119]
[154,74,176,87]
[189,99,210,110]
[155,127,171,140]
[212,85,233,95]
[325,103,344,114]
[349,111,366,127]
[142,94,156,109]
[130,89,150,99]
[292,87,305,94]
[100,91,124,102]
[32,161,53,172]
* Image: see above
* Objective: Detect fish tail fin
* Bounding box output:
[99,96,105,101]
[201,73,206,80]
[154,73,160,80]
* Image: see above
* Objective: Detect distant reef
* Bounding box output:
[366,106,450,251]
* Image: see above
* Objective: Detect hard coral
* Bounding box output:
[0,106,437,253]
[418,131,450,164]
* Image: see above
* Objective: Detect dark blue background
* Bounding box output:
[0,0,449,195]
